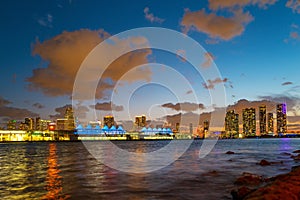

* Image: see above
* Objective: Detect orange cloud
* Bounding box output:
[144,7,165,23]
[201,52,215,68]
[181,9,253,40]
[286,0,300,13]
[202,77,228,89]
[176,49,187,62]
[27,29,152,99]
[208,0,277,10]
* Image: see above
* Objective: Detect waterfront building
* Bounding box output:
[135,115,146,128]
[25,117,34,130]
[267,113,274,133]
[203,120,209,131]
[104,115,114,128]
[242,108,256,137]
[225,110,239,138]
[56,107,76,131]
[277,103,287,134]
[259,105,267,135]
[7,120,17,130]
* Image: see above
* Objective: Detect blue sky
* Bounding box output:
[1,0,300,128]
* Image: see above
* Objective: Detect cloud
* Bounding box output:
[201,52,215,68]
[0,96,38,120]
[92,101,124,112]
[181,9,253,40]
[282,81,293,86]
[208,0,278,10]
[32,102,45,109]
[286,0,300,13]
[0,96,11,107]
[284,24,300,43]
[38,14,53,28]
[27,29,152,99]
[202,77,228,89]
[176,49,187,62]
[161,102,205,112]
[49,104,71,119]
[186,90,193,95]
[144,7,165,23]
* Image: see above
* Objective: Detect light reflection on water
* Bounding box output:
[0,139,300,199]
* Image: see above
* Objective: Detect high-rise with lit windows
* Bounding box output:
[259,105,267,135]
[277,103,287,134]
[225,110,239,138]
[104,116,114,128]
[267,113,274,133]
[243,108,256,137]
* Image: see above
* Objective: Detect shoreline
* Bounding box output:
[231,150,300,200]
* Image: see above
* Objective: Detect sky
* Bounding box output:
[1,0,300,130]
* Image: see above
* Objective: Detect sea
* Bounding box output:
[1,138,300,200]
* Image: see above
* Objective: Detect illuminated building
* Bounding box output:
[175,123,180,132]
[104,116,114,128]
[225,110,239,138]
[203,120,209,131]
[35,117,41,130]
[242,108,256,137]
[277,103,287,134]
[25,117,34,130]
[189,123,193,135]
[259,105,267,135]
[64,107,75,131]
[135,115,146,128]
[267,113,274,133]
[7,120,17,130]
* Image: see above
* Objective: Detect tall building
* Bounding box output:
[135,115,146,128]
[225,110,239,138]
[7,120,17,130]
[56,107,75,131]
[189,123,193,135]
[267,113,274,133]
[277,103,287,134]
[242,108,256,137]
[35,117,41,130]
[64,107,75,131]
[104,116,114,128]
[25,117,34,130]
[203,120,209,132]
[259,105,267,135]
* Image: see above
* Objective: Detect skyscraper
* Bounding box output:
[135,115,146,128]
[277,103,287,134]
[267,113,274,133]
[225,110,239,138]
[259,105,267,135]
[243,108,256,137]
[25,117,34,130]
[64,107,75,131]
[203,120,209,132]
[104,116,114,128]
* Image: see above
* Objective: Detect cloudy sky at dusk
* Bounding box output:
[1,0,300,129]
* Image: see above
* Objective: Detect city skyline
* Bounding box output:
[1,0,300,130]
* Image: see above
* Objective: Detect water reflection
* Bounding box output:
[42,143,68,199]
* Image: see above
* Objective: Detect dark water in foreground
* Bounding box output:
[1,138,300,200]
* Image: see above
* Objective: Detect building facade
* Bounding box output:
[259,105,267,135]
[242,108,256,137]
[104,116,114,128]
[225,110,239,138]
[267,113,274,133]
[277,103,287,134]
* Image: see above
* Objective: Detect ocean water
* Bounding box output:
[1,138,300,200]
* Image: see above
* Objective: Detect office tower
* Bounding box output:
[175,123,180,132]
[35,117,41,130]
[277,103,287,134]
[225,110,239,138]
[104,116,114,128]
[259,105,267,135]
[267,113,274,133]
[135,115,146,128]
[203,120,209,131]
[64,107,75,131]
[189,123,193,135]
[7,120,17,130]
[25,117,34,130]
[242,108,256,137]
